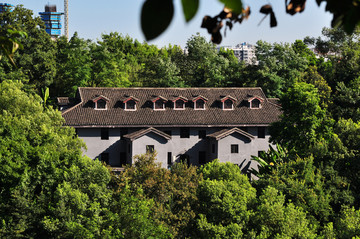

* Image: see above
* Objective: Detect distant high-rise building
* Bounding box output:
[39,5,64,39]
[0,3,13,13]
[217,42,257,64]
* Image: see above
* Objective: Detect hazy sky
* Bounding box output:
[8,0,333,48]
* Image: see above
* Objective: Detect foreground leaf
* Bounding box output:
[181,0,199,22]
[141,0,174,41]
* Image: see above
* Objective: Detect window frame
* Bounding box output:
[146,145,155,154]
[96,99,107,110]
[223,99,234,110]
[231,144,239,154]
[194,99,206,110]
[250,99,261,109]
[154,99,165,111]
[125,99,137,111]
[174,99,185,110]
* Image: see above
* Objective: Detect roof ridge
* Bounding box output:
[78,87,264,90]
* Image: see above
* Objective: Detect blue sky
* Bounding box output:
[8,0,332,48]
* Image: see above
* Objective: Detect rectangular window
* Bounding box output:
[126,100,136,110]
[120,152,127,166]
[146,145,154,154]
[120,128,128,140]
[154,100,164,110]
[231,144,239,154]
[167,152,172,168]
[223,99,233,110]
[100,152,109,164]
[180,127,190,138]
[198,130,206,139]
[258,127,266,138]
[101,128,109,140]
[175,100,184,109]
[212,144,216,154]
[195,100,205,110]
[199,151,206,165]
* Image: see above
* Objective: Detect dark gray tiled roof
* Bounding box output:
[61,87,281,127]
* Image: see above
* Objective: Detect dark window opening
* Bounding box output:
[146,145,154,154]
[212,144,216,154]
[126,100,136,110]
[175,100,184,109]
[199,130,206,139]
[231,144,239,154]
[154,100,164,110]
[120,152,127,166]
[120,128,128,140]
[100,153,109,164]
[128,144,131,153]
[258,127,266,138]
[251,99,261,108]
[167,152,172,168]
[195,99,205,109]
[97,99,106,109]
[180,128,190,138]
[101,128,109,140]
[224,99,233,109]
[199,151,206,165]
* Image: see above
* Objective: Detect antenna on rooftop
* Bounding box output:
[64,0,68,39]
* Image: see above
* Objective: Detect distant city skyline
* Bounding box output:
[7,0,333,47]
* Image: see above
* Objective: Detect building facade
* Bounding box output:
[59,87,281,171]
[217,42,257,64]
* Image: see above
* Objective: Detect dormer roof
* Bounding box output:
[122,96,140,103]
[220,95,237,102]
[151,95,168,102]
[92,95,110,102]
[169,96,188,102]
[246,95,264,102]
[192,95,208,102]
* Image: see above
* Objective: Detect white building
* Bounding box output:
[217,42,257,64]
[58,87,280,172]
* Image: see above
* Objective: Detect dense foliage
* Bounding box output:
[2,5,360,238]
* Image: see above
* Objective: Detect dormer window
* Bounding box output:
[195,99,205,110]
[175,100,185,110]
[126,100,136,110]
[152,96,167,111]
[192,95,208,110]
[171,96,188,110]
[223,99,233,110]
[123,96,139,111]
[97,99,106,109]
[221,96,236,110]
[248,96,264,109]
[251,99,261,108]
[92,95,109,110]
[155,99,165,110]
